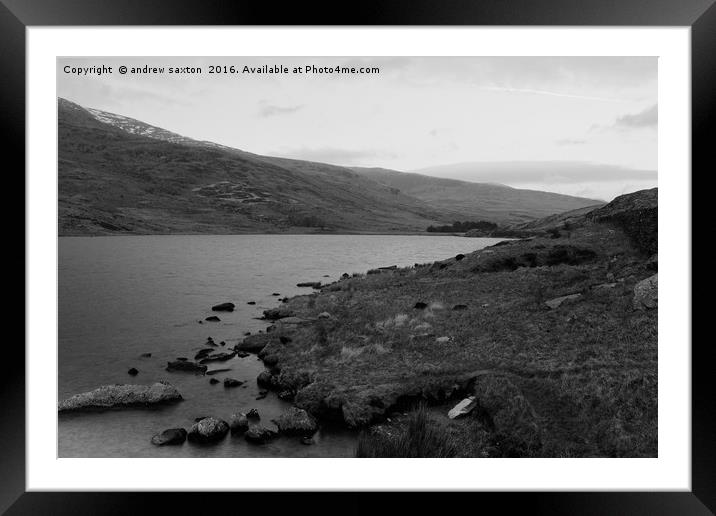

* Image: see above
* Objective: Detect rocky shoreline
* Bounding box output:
[58,188,657,457]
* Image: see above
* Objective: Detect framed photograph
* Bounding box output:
[5,0,711,513]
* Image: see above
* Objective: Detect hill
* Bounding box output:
[59,98,605,235]
[352,167,604,224]
[58,99,453,235]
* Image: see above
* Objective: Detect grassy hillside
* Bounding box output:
[58,99,451,235]
[238,189,658,457]
[58,98,604,235]
[353,167,604,224]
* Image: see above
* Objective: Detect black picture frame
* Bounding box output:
[3,0,711,514]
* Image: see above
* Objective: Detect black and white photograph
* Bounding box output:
[56,56,658,459]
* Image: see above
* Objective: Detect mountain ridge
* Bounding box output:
[58,98,607,235]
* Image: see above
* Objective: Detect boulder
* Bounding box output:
[223,378,244,388]
[317,312,331,319]
[230,413,249,434]
[257,370,274,388]
[58,382,182,412]
[187,417,230,443]
[244,425,276,444]
[262,354,279,367]
[263,307,295,320]
[455,254,465,261]
[246,408,260,420]
[205,368,231,376]
[140,353,152,358]
[544,293,582,309]
[209,378,219,385]
[199,351,236,364]
[237,333,272,353]
[127,367,139,376]
[414,302,428,309]
[273,407,318,436]
[236,351,250,358]
[211,302,235,312]
[452,304,468,310]
[150,428,187,446]
[247,301,256,305]
[194,348,214,360]
[205,316,221,322]
[166,360,207,374]
[447,396,477,419]
[297,282,322,288]
[633,273,658,310]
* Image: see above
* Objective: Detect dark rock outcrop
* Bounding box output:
[588,188,657,255]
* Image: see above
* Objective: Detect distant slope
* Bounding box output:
[413,161,657,190]
[352,167,604,223]
[58,99,453,235]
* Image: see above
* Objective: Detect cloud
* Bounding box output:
[257,103,304,117]
[270,146,397,165]
[614,104,658,128]
[480,86,626,103]
[555,138,587,146]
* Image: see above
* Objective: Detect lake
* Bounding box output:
[58,234,504,457]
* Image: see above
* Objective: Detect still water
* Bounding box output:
[58,234,502,457]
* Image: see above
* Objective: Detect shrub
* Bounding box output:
[355,404,458,457]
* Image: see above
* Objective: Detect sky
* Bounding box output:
[58,56,657,201]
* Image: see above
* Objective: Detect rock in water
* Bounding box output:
[187,417,230,443]
[223,378,243,388]
[151,428,187,446]
[448,396,477,419]
[127,367,139,376]
[237,333,272,353]
[230,413,249,434]
[262,307,295,320]
[205,316,221,322]
[633,273,658,310]
[544,293,582,309]
[297,282,322,288]
[166,360,207,374]
[244,425,276,444]
[273,407,318,436]
[211,302,235,312]
[58,382,182,412]
[209,378,219,385]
